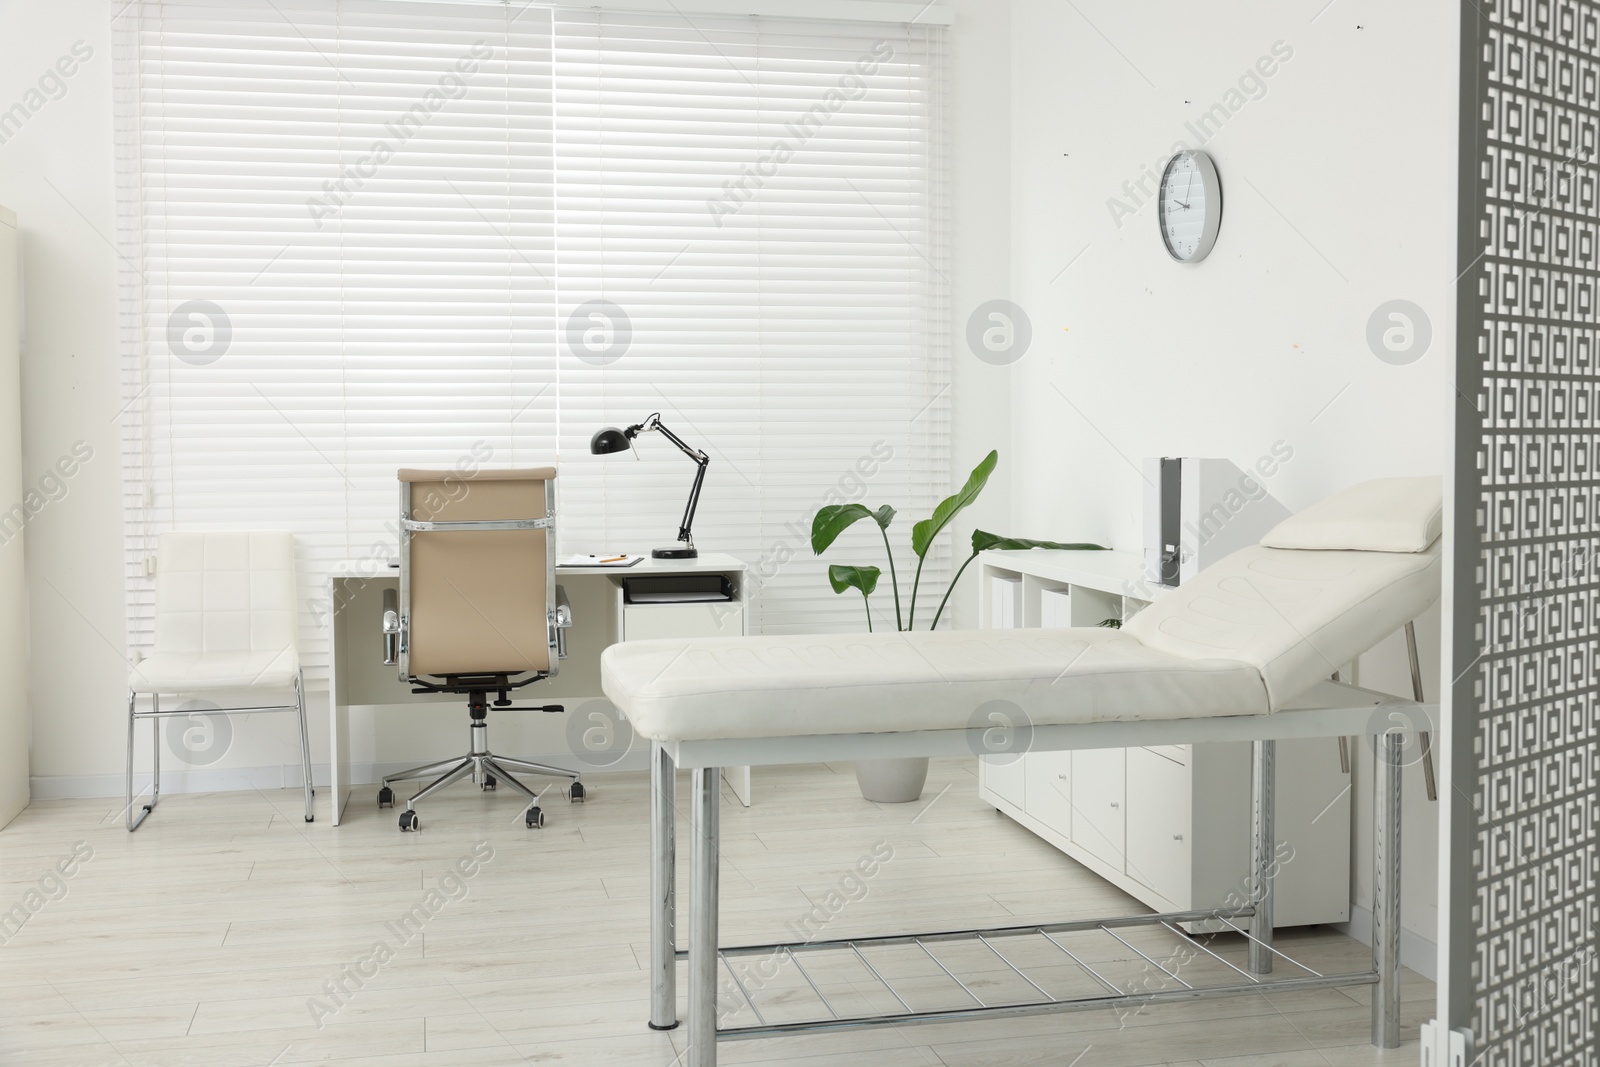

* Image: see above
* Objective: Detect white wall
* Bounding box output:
[944,0,1014,627]
[0,0,128,793]
[0,205,27,829]
[1004,0,1455,968]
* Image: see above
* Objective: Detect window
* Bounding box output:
[115,0,949,676]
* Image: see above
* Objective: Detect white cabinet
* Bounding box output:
[613,572,750,806]
[975,549,1351,928]
[0,206,25,829]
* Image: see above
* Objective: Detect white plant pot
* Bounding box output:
[855,757,929,803]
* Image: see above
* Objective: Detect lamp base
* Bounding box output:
[652,546,698,560]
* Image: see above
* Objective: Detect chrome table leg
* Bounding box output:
[1372,731,1403,1048]
[650,742,679,1031]
[688,765,720,1067]
[1249,738,1275,974]
[1404,621,1438,801]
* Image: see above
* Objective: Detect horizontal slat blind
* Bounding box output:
[115,0,949,679]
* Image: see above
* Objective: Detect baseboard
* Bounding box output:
[1334,904,1438,981]
[31,763,328,801]
[29,749,651,802]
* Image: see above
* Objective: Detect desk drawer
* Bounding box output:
[622,602,742,642]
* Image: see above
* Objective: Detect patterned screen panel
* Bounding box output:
[1456,0,1600,1061]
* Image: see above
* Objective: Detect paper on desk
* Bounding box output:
[559,554,644,568]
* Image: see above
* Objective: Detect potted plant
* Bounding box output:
[811,450,1106,801]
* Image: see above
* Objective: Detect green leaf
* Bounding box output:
[827,564,881,596]
[1097,617,1123,629]
[911,450,999,559]
[971,529,1108,554]
[811,504,896,556]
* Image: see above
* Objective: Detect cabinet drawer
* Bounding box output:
[1023,751,1072,836]
[1126,747,1192,906]
[1071,748,1125,870]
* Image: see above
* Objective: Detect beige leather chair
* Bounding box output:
[379,467,579,831]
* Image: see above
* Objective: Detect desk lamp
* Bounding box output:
[590,413,709,559]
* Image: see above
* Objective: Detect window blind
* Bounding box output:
[114,0,950,679]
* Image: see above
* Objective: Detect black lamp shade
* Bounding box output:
[590,426,632,455]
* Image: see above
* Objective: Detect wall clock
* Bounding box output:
[1158,150,1222,263]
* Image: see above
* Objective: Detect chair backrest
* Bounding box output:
[399,467,556,679]
[153,532,299,657]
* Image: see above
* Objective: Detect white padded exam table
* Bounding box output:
[602,479,1443,1065]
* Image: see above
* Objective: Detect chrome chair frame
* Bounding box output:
[126,672,313,831]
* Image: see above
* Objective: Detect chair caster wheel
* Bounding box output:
[482,774,497,791]
[378,786,394,809]
[399,810,419,832]
[524,806,544,829]
[569,781,586,803]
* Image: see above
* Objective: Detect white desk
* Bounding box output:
[325,553,749,824]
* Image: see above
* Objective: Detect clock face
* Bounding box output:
[1158,151,1222,263]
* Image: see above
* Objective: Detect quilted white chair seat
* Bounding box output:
[129,649,300,693]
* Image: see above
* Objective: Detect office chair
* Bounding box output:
[126,531,313,831]
[378,467,580,831]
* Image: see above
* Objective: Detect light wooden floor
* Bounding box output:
[0,759,1430,1066]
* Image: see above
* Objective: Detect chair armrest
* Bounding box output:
[382,587,402,666]
[551,584,573,659]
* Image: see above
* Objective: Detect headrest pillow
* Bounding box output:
[1259,476,1443,553]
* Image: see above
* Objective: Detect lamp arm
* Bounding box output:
[643,416,710,548]
[677,456,709,547]
[645,418,707,466]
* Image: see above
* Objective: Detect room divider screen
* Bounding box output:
[1451,1,1600,1061]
